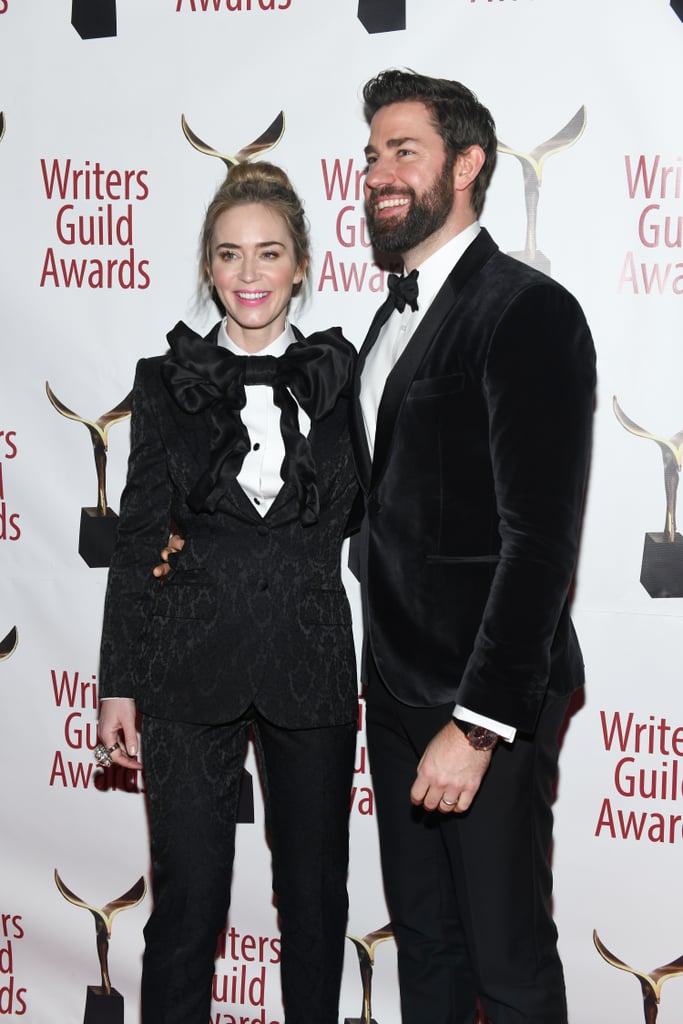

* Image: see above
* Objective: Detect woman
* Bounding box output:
[96,162,358,1024]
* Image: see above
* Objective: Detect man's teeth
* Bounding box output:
[377,198,409,211]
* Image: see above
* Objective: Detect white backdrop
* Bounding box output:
[2,1,683,1021]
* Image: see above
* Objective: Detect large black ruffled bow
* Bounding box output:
[161,322,354,524]
[387,268,419,313]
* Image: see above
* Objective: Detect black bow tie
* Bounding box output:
[161,322,354,524]
[387,269,419,313]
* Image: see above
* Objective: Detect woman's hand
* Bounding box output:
[97,698,142,770]
[152,534,185,579]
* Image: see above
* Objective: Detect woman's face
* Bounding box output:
[209,202,304,352]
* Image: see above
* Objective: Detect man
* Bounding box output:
[349,70,595,1024]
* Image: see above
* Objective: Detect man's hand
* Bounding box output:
[97,698,142,771]
[152,533,185,579]
[410,720,492,813]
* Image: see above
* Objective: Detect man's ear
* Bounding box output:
[453,145,486,193]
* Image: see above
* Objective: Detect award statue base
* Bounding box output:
[357,0,406,33]
[71,0,117,39]
[344,1018,378,1024]
[79,507,119,568]
[83,986,124,1024]
[640,532,683,597]
[508,250,551,275]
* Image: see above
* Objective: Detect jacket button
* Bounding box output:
[256,579,268,592]
[257,526,268,537]
[369,496,382,515]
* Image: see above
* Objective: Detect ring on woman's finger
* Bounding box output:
[441,796,457,807]
[94,742,119,768]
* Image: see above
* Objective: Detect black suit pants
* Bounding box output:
[139,709,356,1024]
[365,671,570,1024]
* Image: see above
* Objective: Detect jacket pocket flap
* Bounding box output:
[408,373,465,400]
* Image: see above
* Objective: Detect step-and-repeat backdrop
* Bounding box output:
[2,1,683,1021]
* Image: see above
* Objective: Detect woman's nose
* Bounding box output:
[239,256,258,281]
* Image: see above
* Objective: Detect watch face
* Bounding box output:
[468,726,499,751]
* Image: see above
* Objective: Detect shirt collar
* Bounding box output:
[218,320,296,358]
[409,221,480,311]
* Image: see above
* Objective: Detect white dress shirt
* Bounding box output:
[219,320,310,516]
[360,224,514,743]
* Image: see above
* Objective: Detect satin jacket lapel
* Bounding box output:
[350,295,394,493]
[263,478,299,525]
[264,325,322,526]
[149,363,212,510]
[371,229,498,489]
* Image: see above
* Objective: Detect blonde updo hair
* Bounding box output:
[200,161,310,311]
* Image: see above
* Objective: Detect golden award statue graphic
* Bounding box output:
[498,106,587,274]
[344,924,394,1024]
[46,383,131,568]
[594,930,683,1023]
[0,111,6,144]
[613,396,683,597]
[55,870,146,1024]
[180,109,285,169]
[0,626,18,661]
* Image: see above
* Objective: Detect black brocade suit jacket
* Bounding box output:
[99,323,359,728]
[349,229,596,734]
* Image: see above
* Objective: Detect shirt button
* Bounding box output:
[253,442,261,451]
[254,497,260,505]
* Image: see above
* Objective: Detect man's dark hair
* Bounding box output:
[363,69,497,217]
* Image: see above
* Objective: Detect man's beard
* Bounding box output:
[366,157,455,255]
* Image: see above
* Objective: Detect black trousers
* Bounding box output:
[139,709,356,1024]
[366,669,570,1024]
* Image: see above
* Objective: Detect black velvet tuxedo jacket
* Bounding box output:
[99,323,358,728]
[350,229,596,734]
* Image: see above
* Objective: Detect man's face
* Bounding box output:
[364,100,455,256]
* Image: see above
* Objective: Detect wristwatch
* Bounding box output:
[453,718,499,752]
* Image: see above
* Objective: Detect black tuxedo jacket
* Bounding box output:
[99,323,358,728]
[350,229,596,734]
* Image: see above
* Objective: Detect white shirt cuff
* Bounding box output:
[453,705,516,743]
